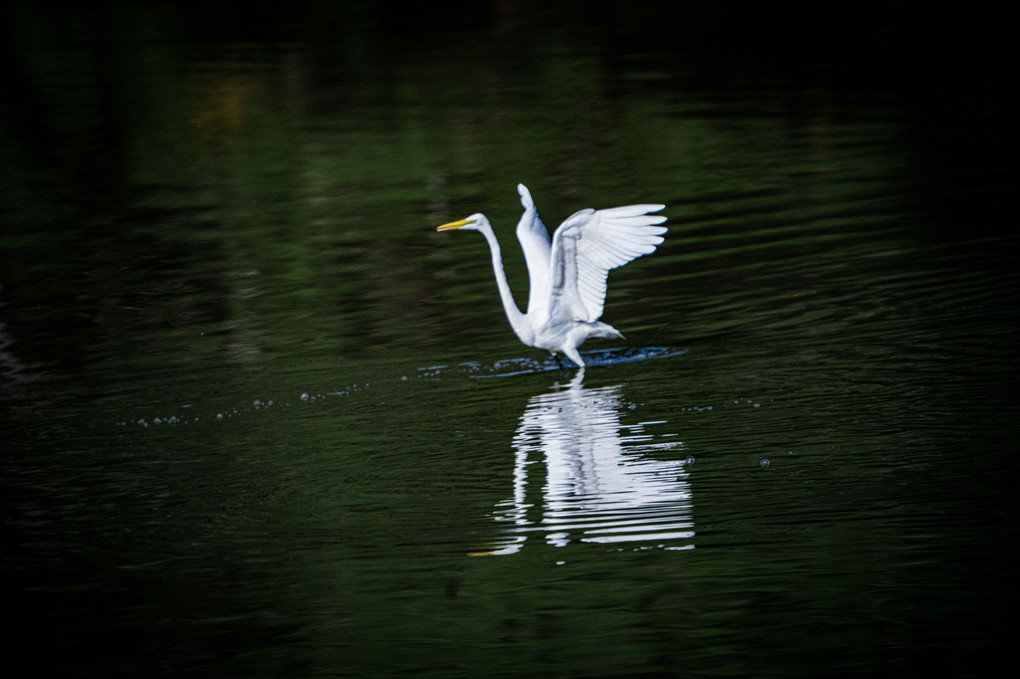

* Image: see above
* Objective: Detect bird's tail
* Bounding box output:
[591,322,625,340]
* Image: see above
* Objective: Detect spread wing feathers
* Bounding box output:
[549,204,667,322]
[516,184,553,314]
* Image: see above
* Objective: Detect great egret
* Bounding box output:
[437,184,667,368]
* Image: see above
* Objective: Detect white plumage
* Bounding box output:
[437,184,666,368]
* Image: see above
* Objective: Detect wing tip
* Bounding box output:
[517,183,535,210]
[602,203,667,217]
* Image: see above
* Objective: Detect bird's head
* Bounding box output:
[436,213,490,233]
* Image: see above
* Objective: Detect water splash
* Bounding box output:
[114,347,686,430]
[465,346,686,378]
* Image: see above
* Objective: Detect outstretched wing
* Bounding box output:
[549,203,667,323]
[516,184,553,315]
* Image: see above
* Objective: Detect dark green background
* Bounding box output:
[3,2,1016,677]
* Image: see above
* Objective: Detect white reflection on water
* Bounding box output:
[476,371,695,555]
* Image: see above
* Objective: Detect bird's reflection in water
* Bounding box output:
[476,371,694,555]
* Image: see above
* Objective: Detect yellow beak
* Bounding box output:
[436,217,473,232]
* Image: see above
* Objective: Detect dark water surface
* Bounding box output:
[3,3,1018,677]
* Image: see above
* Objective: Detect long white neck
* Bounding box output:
[478,224,530,342]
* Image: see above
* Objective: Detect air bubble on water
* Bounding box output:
[753,403,760,408]
[300,392,310,402]
[760,458,771,468]
[153,417,161,425]
[216,413,223,420]
[138,419,148,427]
[684,455,696,465]
[253,399,261,408]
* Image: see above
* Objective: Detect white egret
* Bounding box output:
[437,184,667,368]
